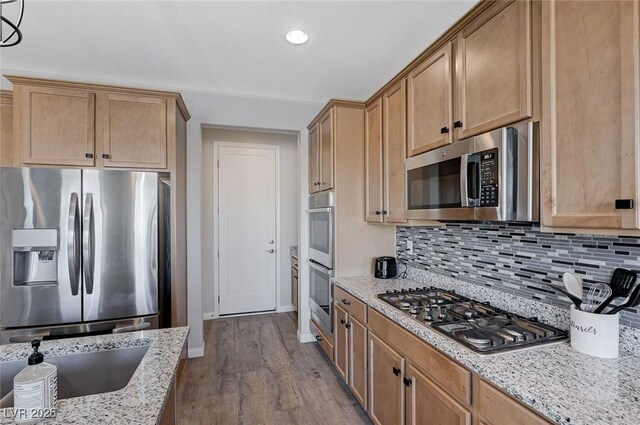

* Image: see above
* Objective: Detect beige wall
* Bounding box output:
[201,127,299,316]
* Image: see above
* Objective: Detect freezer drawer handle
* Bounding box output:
[67,192,81,296]
[83,193,95,294]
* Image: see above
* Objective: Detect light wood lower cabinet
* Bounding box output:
[368,332,404,425]
[310,319,334,362]
[348,316,367,408]
[334,304,349,381]
[334,291,368,410]
[405,364,471,425]
[474,376,550,425]
[96,93,167,169]
[541,0,640,230]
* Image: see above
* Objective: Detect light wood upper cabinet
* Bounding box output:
[7,76,188,171]
[455,0,532,139]
[407,41,454,156]
[18,85,95,167]
[365,98,384,222]
[368,332,404,425]
[319,110,334,192]
[365,82,408,224]
[0,91,16,167]
[383,80,407,224]
[334,304,349,382]
[541,0,640,230]
[308,109,335,193]
[96,93,167,169]
[308,125,320,193]
[405,364,471,425]
[348,316,367,409]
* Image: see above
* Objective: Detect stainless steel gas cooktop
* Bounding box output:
[378,287,568,355]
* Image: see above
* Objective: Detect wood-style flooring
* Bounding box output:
[177,313,372,425]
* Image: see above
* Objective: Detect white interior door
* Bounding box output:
[218,145,277,315]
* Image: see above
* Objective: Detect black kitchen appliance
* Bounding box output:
[375,257,398,279]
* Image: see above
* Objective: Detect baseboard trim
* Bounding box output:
[203,312,215,320]
[188,342,205,358]
[298,330,315,343]
[278,304,296,313]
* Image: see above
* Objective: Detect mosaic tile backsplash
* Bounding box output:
[396,223,640,328]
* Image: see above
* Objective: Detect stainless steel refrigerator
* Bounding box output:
[0,167,159,343]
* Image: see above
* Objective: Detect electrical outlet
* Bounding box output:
[407,240,414,254]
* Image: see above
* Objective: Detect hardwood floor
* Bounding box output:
[177,313,372,425]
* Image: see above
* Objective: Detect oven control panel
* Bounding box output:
[480,149,499,207]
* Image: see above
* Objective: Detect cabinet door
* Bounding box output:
[97,93,167,169]
[308,124,320,193]
[383,81,408,224]
[0,91,16,167]
[369,332,404,425]
[348,316,367,409]
[541,0,640,229]
[405,364,470,425]
[334,304,349,381]
[365,98,384,223]
[456,0,532,139]
[20,86,95,166]
[407,42,453,156]
[318,110,334,192]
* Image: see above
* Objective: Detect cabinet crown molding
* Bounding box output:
[307,99,364,130]
[4,74,190,121]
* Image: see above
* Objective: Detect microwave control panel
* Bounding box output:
[480,149,499,207]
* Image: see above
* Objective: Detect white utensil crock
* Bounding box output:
[570,305,619,358]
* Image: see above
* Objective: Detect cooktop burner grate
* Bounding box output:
[378,287,568,355]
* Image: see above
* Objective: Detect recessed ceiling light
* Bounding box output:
[285,30,309,45]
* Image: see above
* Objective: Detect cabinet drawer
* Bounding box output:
[368,308,471,405]
[475,377,552,425]
[310,319,334,362]
[334,286,367,324]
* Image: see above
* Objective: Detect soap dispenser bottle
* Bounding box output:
[13,340,58,423]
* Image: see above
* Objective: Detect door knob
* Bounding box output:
[268,239,275,244]
[266,249,275,253]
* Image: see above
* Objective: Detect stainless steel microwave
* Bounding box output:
[405,121,539,222]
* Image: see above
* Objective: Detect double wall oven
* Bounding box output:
[405,121,538,222]
[308,191,334,335]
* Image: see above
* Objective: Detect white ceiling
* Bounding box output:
[0,0,477,103]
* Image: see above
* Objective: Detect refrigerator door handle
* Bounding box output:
[83,193,95,295]
[67,192,81,296]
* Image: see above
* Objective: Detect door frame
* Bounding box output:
[212,141,281,318]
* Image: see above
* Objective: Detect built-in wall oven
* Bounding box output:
[405,121,538,222]
[308,191,334,334]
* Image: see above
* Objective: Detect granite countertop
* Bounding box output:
[334,274,640,425]
[0,327,189,424]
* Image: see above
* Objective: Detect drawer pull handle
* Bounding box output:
[392,367,401,376]
[341,299,351,306]
[403,377,412,387]
[85,153,94,159]
[315,335,322,342]
[615,199,634,209]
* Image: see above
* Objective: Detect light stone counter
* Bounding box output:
[334,272,640,425]
[0,327,188,424]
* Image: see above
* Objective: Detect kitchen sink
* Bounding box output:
[0,344,149,408]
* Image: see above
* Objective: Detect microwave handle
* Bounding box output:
[460,154,470,207]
